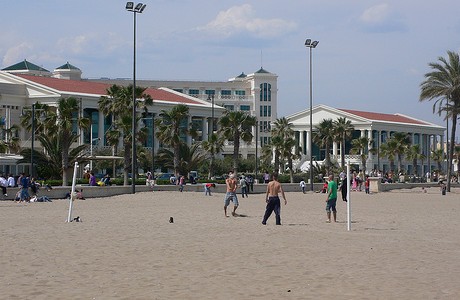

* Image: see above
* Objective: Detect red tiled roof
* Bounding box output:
[15,74,203,105]
[339,108,430,125]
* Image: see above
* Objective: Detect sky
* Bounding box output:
[1,0,460,140]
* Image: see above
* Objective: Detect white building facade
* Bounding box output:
[287,104,445,175]
[93,68,278,158]
[0,60,226,175]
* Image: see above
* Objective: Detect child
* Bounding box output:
[299,179,306,194]
[440,181,447,195]
[364,175,370,194]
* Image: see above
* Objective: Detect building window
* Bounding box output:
[259,83,271,102]
[188,89,199,96]
[221,90,231,96]
[173,88,183,93]
[268,106,271,117]
[205,90,215,96]
[240,105,250,111]
[224,105,234,111]
[235,90,246,96]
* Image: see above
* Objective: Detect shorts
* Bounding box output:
[326,198,337,212]
[224,192,238,207]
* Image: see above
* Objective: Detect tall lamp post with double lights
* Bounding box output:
[27,103,44,178]
[305,38,319,191]
[126,1,146,194]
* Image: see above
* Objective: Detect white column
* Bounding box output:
[187,116,193,146]
[367,129,373,161]
[299,130,305,155]
[98,111,104,143]
[202,117,208,141]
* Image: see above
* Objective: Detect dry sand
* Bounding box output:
[1,187,460,299]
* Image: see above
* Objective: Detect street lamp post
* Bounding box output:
[255,120,258,179]
[151,113,155,174]
[31,104,35,178]
[126,2,146,194]
[305,38,319,191]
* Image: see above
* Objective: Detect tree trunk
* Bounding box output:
[447,115,457,192]
[233,134,240,175]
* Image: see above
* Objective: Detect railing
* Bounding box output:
[192,94,254,102]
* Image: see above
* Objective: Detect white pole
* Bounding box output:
[90,124,93,171]
[67,162,79,222]
[347,161,351,231]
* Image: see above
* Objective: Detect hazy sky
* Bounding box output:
[2,0,460,136]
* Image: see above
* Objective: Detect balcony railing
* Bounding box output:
[192,94,254,102]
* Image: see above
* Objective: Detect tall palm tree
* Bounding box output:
[313,119,334,174]
[350,136,373,174]
[218,110,256,175]
[201,133,224,179]
[405,144,425,176]
[391,132,411,173]
[420,50,460,191]
[333,117,354,169]
[99,84,153,185]
[155,104,191,178]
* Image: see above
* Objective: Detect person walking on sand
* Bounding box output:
[224,172,239,217]
[299,179,306,194]
[325,174,338,223]
[262,173,287,225]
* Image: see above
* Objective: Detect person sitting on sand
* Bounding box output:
[224,172,238,217]
[262,173,287,225]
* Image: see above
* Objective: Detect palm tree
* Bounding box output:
[380,139,397,173]
[17,132,88,180]
[155,142,207,176]
[270,135,284,174]
[431,148,444,172]
[218,110,256,175]
[155,104,191,178]
[453,145,460,177]
[271,117,295,174]
[391,132,411,173]
[350,136,373,174]
[405,144,425,176]
[281,138,299,183]
[313,119,334,174]
[201,133,224,179]
[99,84,153,185]
[21,98,90,185]
[0,124,21,154]
[333,117,354,169]
[420,50,460,192]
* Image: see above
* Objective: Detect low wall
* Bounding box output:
[1,182,455,201]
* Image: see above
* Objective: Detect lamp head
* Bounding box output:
[305,39,311,46]
[126,2,134,11]
[311,41,319,48]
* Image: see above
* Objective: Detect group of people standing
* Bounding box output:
[0,173,40,202]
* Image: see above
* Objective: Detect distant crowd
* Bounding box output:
[0,173,51,203]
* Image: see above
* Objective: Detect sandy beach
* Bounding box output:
[1,187,459,299]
